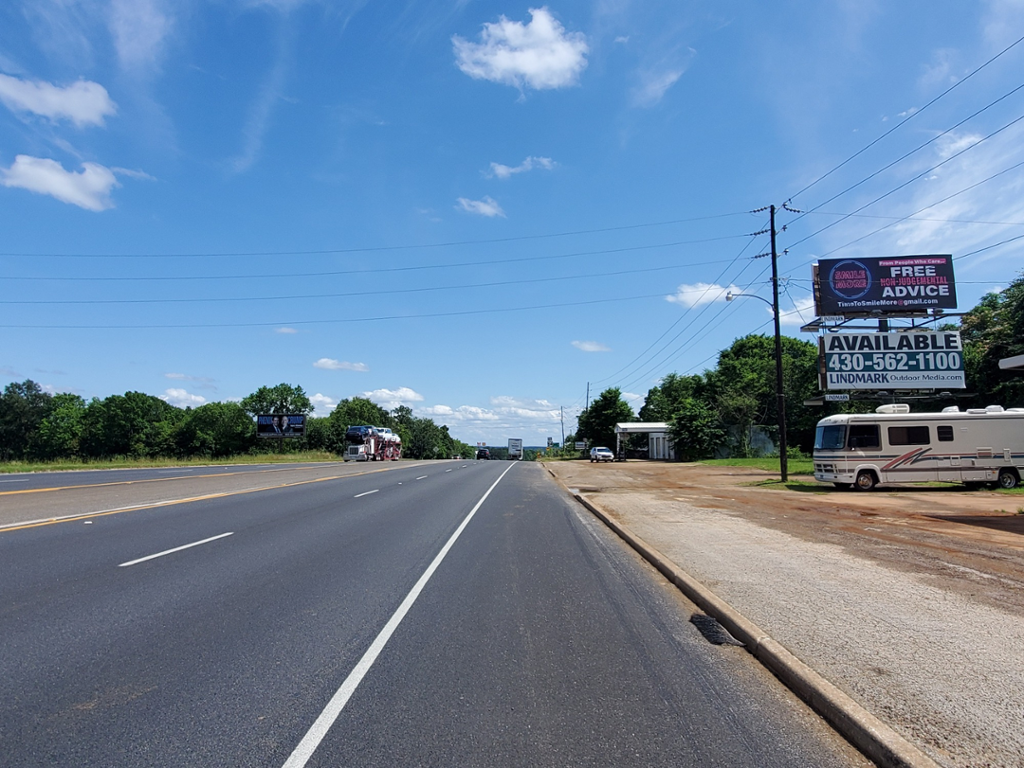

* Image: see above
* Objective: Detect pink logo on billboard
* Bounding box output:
[828,259,871,300]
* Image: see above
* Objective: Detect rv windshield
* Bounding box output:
[815,424,846,451]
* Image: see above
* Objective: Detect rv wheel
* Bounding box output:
[854,471,877,491]
[998,469,1019,489]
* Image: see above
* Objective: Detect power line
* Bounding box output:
[0,211,753,259]
[787,32,1024,204]
[0,290,677,330]
[0,259,726,306]
[0,235,750,283]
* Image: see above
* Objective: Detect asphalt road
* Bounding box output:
[0,461,866,767]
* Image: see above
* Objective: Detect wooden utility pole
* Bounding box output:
[770,205,789,482]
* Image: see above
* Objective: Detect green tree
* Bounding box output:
[959,275,1024,407]
[33,393,86,460]
[174,401,255,457]
[80,392,181,458]
[240,383,313,418]
[668,398,727,460]
[639,373,705,422]
[0,380,53,460]
[577,388,634,452]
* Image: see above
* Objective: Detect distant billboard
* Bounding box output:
[256,414,306,438]
[814,255,957,316]
[820,332,965,390]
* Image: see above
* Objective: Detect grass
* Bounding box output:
[0,452,342,474]
[699,457,816,475]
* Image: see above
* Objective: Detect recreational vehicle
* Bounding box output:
[813,404,1024,490]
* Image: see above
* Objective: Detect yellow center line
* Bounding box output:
[0,465,402,533]
[0,463,360,497]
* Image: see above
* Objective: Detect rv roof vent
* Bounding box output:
[941,406,960,413]
[985,405,1004,413]
[966,409,987,414]
[875,404,911,414]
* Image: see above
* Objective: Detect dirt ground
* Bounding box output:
[546,460,1024,617]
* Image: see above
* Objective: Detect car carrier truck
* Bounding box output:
[343,425,402,462]
[813,404,1024,490]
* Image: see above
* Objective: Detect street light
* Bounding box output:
[726,290,789,482]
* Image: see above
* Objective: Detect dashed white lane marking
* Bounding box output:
[354,490,379,498]
[118,532,234,567]
[0,478,29,483]
[281,461,518,768]
[445,469,453,473]
[415,475,428,480]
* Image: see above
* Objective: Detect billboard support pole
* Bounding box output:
[770,205,789,482]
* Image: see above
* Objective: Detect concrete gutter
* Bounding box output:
[552,468,940,768]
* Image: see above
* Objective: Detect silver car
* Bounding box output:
[590,446,614,462]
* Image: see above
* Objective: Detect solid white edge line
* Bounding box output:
[281,461,518,768]
[118,532,234,567]
[354,490,379,498]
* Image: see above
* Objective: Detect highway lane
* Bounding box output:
[0,461,866,767]
[0,459,395,493]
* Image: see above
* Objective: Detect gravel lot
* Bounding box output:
[546,460,1024,768]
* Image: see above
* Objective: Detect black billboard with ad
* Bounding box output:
[256,414,306,438]
[814,255,957,316]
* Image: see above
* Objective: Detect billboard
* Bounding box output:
[821,332,965,390]
[256,414,306,438]
[814,255,957,316]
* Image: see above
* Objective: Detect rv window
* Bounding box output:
[888,425,930,445]
[937,425,954,442]
[847,425,880,450]
[815,425,846,450]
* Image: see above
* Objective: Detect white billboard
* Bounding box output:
[822,332,965,390]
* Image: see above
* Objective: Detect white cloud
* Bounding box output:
[276,327,299,334]
[453,7,589,91]
[109,0,172,73]
[488,155,554,179]
[310,392,337,414]
[0,155,119,211]
[360,386,424,410]
[314,358,369,371]
[779,294,817,326]
[632,68,684,108]
[456,195,505,217]
[666,282,738,308]
[572,340,610,352]
[161,388,206,408]
[0,74,116,127]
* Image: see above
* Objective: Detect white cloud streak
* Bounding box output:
[161,388,206,408]
[310,392,337,413]
[456,195,506,217]
[572,340,610,352]
[0,155,119,211]
[109,0,172,73]
[314,358,369,371]
[0,74,116,127]
[666,282,738,308]
[453,7,589,91]
[360,387,424,410]
[489,155,554,179]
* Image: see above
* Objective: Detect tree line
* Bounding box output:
[576,273,1024,461]
[0,381,475,463]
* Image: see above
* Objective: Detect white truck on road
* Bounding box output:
[813,404,1024,490]
[507,438,523,461]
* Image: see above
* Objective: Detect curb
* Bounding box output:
[550,468,940,768]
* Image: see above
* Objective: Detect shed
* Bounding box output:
[615,422,675,461]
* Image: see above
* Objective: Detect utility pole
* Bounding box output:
[770,205,789,482]
[560,406,565,447]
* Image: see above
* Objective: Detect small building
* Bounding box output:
[615,422,675,461]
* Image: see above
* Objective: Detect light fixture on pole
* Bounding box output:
[725,288,789,482]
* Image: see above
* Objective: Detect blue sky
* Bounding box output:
[2,0,1024,446]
